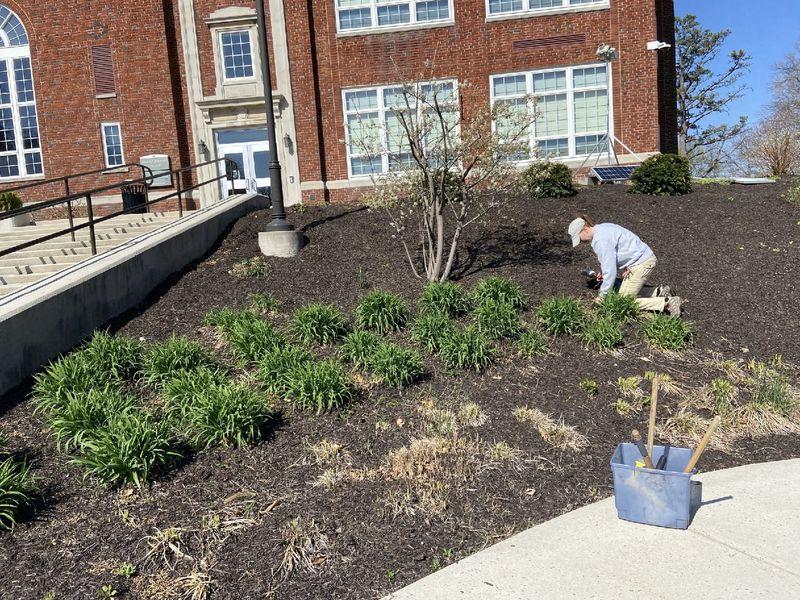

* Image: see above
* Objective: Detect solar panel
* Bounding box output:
[591,166,636,182]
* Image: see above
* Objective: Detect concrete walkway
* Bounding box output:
[386,459,800,600]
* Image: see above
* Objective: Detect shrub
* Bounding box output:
[411,169,465,206]
[250,292,280,313]
[472,299,523,340]
[367,344,425,388]
[596,291,641,325]
[439,326,495,372]
[0,456,36,530]
[537,296,587,335]
[518,329,549,357]
[472,277,527,311]
[223,319,285,363]
[582,317,624,350]
[285,360,354,414]
[339,330,381,369]
[48,388,139,452]
[229,257,269,278]
[419,282,471,317]
[33,352,113,414]
[521,161,577,199]
[0,191,22,212]
[72,411,181,488]
[642,314,694,350]
[355,291,410,334]
[164,366,230,416]
[629,154,692,196]
[256,345,312,397]
[142,336,216,387]
[292,304,347,345]
[183,383,273,449]
[81,332,143,381]
[411,311,456,353]
[203,308,262,332]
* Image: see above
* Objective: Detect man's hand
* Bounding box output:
[621,269,631,280]
[596,273,604,282]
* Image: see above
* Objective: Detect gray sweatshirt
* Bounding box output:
[590,223,655,296]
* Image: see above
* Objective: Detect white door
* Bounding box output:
[216,129,270,196]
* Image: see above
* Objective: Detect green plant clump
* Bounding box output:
[419,282,471,317]
[355,291,411,334]
[537,296,587,335]
[142,336,216,387]
[223,319,285,364]
[164,366,230,416]
[33,352,114,414]
[596,291,641,325]
[256,345,312,397]
[580,379,599,396]
[411,311,456,353]
[642,314,694,350]
[629,154,692,196]
[521,161,577,199]
[0,455,36,530]
[229,257,269,278]
[285,360,354,414]
[518,329,549,357]
[81,331,143,381]
[472,299,523,340]
[751,365,793,416]
[292,303,347,345]
[367,343,425,388]
[203,308,262,333]
[439,326,495,372]
[709,377,735,414]
[339,330,381,369]
[48,388,139,452]
[472,277,527,311]
[0,191,22,212]
[582,317,624,350]
[250,292,280,313]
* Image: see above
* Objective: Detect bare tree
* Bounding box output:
[347,63,536,282]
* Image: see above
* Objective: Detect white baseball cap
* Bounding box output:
[568,217,586,247]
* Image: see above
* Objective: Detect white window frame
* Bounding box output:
[219,28,256,82]
[490,63,613,162]
[101,122,125,168]
[485,0,609,22]
[342,79,460,180]
[335,0,455,36]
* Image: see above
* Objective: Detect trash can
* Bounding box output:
[610,443,702,529]
[121,183,148,214]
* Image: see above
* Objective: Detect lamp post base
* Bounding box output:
[259,229,304,258]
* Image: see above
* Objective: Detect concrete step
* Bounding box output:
[0,245,113,265]
[0,219,176,245]
[0,283,23,297]
[0,253,88,269]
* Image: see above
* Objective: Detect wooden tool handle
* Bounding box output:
[683,416,722,473]
[632,429,655,469]
[647,374,659,457]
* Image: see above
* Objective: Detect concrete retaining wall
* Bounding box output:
[0,192,265,397]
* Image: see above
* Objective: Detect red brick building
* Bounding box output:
[0,0,676,207]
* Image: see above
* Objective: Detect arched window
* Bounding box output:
[0,6,41,179]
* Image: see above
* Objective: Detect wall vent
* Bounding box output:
[91,44,116,97]
[513,34,587,52]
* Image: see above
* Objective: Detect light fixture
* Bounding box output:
[283,133,292,151]
[197,140,209,156]
[596,43,618,62]
[647,41,672,51]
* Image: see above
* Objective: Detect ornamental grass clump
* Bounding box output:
[48,388,139,452]
[472,299,523,340]
[203,308,262,333]
[642,314,694,350]
[418,282,471,317]
[223,319,285,363]
[339,330,381,369]
[582,316,624,351]
[285,360,354,414]
[411,311,456,353]
[81,331,143,381]
[142,336,216,387]
[256,345,312,397]
[72,410,182,488]
[750,362,795,416]
[356,291,411,334]
[366,343,425,388]
[33,352,113,415]
[164,366,230,417]
[438,326,495,372]
[472,277,527,311]
[596,291,641,325]
[292,303,347,345]
[0,455,36,530]
[518,329,549,357]
[536,296,587,335]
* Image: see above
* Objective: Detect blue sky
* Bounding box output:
[675,0,800,124]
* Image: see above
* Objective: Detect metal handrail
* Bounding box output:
[0,158,239,259]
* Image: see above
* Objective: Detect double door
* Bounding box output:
[217,128,270,196]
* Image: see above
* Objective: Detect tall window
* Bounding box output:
[101,123,125,168]
[0,6,41,179]
[336,0,453,33]
[487,0,607,17]
[220,30,254,80]
[491,64,609,161]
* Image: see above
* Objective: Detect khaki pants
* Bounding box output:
[617,255,667,312]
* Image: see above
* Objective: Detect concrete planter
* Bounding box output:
[0,213,34,232]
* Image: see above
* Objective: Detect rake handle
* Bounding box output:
[632,429,655,469]
[683,416,722,473]
[647,374,659,457]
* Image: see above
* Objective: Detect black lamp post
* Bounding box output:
[255,0,293,233]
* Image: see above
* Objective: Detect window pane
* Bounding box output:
[538,138,569,158]
[383,86,415,109]
[347,113,381,153]
[3,14,28,47]
[575,134,604,155]
[416,0,450,21]
[493,75,527,98]
[339,8,372,30]
[530,0,564,8]
[533,70,567,93]
[20,105,39,149]
[0,154,19,177]
[536,93,568,137]
[495,98,530,161]
[345,89,379,111]
[377,4,411,26]
[570,0,604,4]
[13,58,34,102]
[573,66,607,88]
[221,31,253,79]
[24,151,42,175]
[0,61,10,105]
[103,124,124,167]
[388,152,414,171]
[350,156,382,176]
[420,81,455,103]
[385,110,412,153]
[224,152,245,179]
[253,150,270,179]
[0,107,16,152]
[573,89,608,133]
[488,0,523,13]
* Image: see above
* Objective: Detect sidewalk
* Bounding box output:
[386,459,800,600]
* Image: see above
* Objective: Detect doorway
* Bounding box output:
[216,128,270,195]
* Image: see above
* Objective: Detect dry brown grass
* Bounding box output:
[306,439,348,466]
[513,406,589,452]
[143,527,190,571]
[278,518,329,580]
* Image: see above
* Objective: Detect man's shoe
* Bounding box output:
[656,285,671,297]
[666,296,682,318]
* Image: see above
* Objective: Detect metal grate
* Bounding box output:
[513,34,587,52]
[591,166,637,182]
[91,44,116,97]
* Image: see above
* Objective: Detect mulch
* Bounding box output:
[1,180,799,600]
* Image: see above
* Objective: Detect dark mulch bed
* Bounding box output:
[2,181,799,600]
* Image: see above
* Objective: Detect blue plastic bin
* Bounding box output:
[610,443,702,529]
